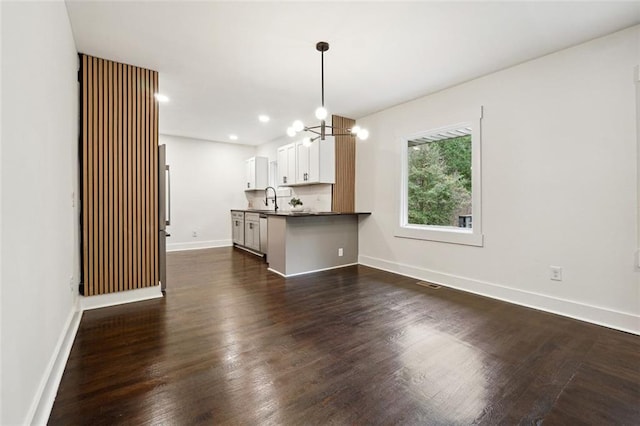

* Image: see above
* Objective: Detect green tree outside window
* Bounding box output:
[407,135,472,227]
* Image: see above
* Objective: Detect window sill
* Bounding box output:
[395,225,484,247]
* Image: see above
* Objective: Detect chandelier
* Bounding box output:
[287,41,369,146]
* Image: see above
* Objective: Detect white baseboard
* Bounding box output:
[167,239,231,252]
[80,285,163,311]
[28,302,83,426]
[359,255,639,335]
[268,262,358,278]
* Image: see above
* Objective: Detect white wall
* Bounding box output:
[160,134,256,251]
[357,26,640,333]
[0,2,4,422]
[1,1,80,424]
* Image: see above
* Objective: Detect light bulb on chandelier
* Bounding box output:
[357,128,369,140]
[292,120,305,132]
[287,41,369,142]
[315,107,328,120]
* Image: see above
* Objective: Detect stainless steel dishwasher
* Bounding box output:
[259,214,268,255]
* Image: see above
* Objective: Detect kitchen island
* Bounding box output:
[231,209,370,277]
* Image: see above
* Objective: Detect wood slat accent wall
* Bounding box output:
[331,115,357,212]
[80,54,158,296]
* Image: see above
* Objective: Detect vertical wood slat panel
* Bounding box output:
[130,66,136,290]
[142,68,148,288]
[82,55,90,296]
[144,68,149,287]
[80,55,159,296]
[139,67,144,289]
[94,57,100,296]
[94,57,99,296]
[98,58,104,296]
[91,57,98,296]
[331,115,356,212]
[115,62,121,293]
[150,71,155,285]
[152,71,158,284]
[107,60,113,295]
[118,62,124,293]
[132,66,138,289]
[128,65,133,291]
[135,67,141,289]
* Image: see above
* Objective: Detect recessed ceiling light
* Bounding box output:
[258,115,270,123]
[154,93,169,103]
[229,134,238,140]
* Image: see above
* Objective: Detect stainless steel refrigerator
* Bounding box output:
[158,144,171,291]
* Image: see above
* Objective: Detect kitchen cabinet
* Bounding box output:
[276,143,296,186]
[295,136,335,184]
[244,213,261,251]
[231,211,245,245]
[245,156,268,191]
[277,138,335,187]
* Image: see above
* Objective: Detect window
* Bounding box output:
[397,108,483,246]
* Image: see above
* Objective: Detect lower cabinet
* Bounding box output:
[231,211,244,245]
[232,211,264,254]
[244,213,261,251]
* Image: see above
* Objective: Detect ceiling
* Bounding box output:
[65,1,640,146]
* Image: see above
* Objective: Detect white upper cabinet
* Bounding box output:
[295,136,335,185]
[277,137,335,187]
[277,143,296,186]
[245,156,268,191]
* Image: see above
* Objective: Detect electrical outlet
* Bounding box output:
[192,231,197,238]
[550,266,563,281]
[338,248,343,257]
[69,276,75,292]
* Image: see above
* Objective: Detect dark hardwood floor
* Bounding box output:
[49,247,639,425]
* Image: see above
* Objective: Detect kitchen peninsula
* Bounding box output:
[231,209,370,277]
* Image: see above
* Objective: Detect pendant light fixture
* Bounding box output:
[287,41,369,146]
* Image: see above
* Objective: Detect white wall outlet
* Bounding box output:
[338,248,343,257]
[69,276,75,292]
[550,266,563,281]
[192,231,197,238]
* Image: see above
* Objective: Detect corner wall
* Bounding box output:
[159,134,256,251]
[356,26,640,333]
[1,1,80,424]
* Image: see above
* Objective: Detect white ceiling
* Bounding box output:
[65,1,640,146]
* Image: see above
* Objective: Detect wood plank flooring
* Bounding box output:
[49,247,640,425]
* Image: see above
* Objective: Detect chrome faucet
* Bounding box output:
[264,186,278,211]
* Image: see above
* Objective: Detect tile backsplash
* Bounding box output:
[246,184,332,212]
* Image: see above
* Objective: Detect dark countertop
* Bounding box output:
[231,209,370,217]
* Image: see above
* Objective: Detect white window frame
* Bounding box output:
[396,107,484,246]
